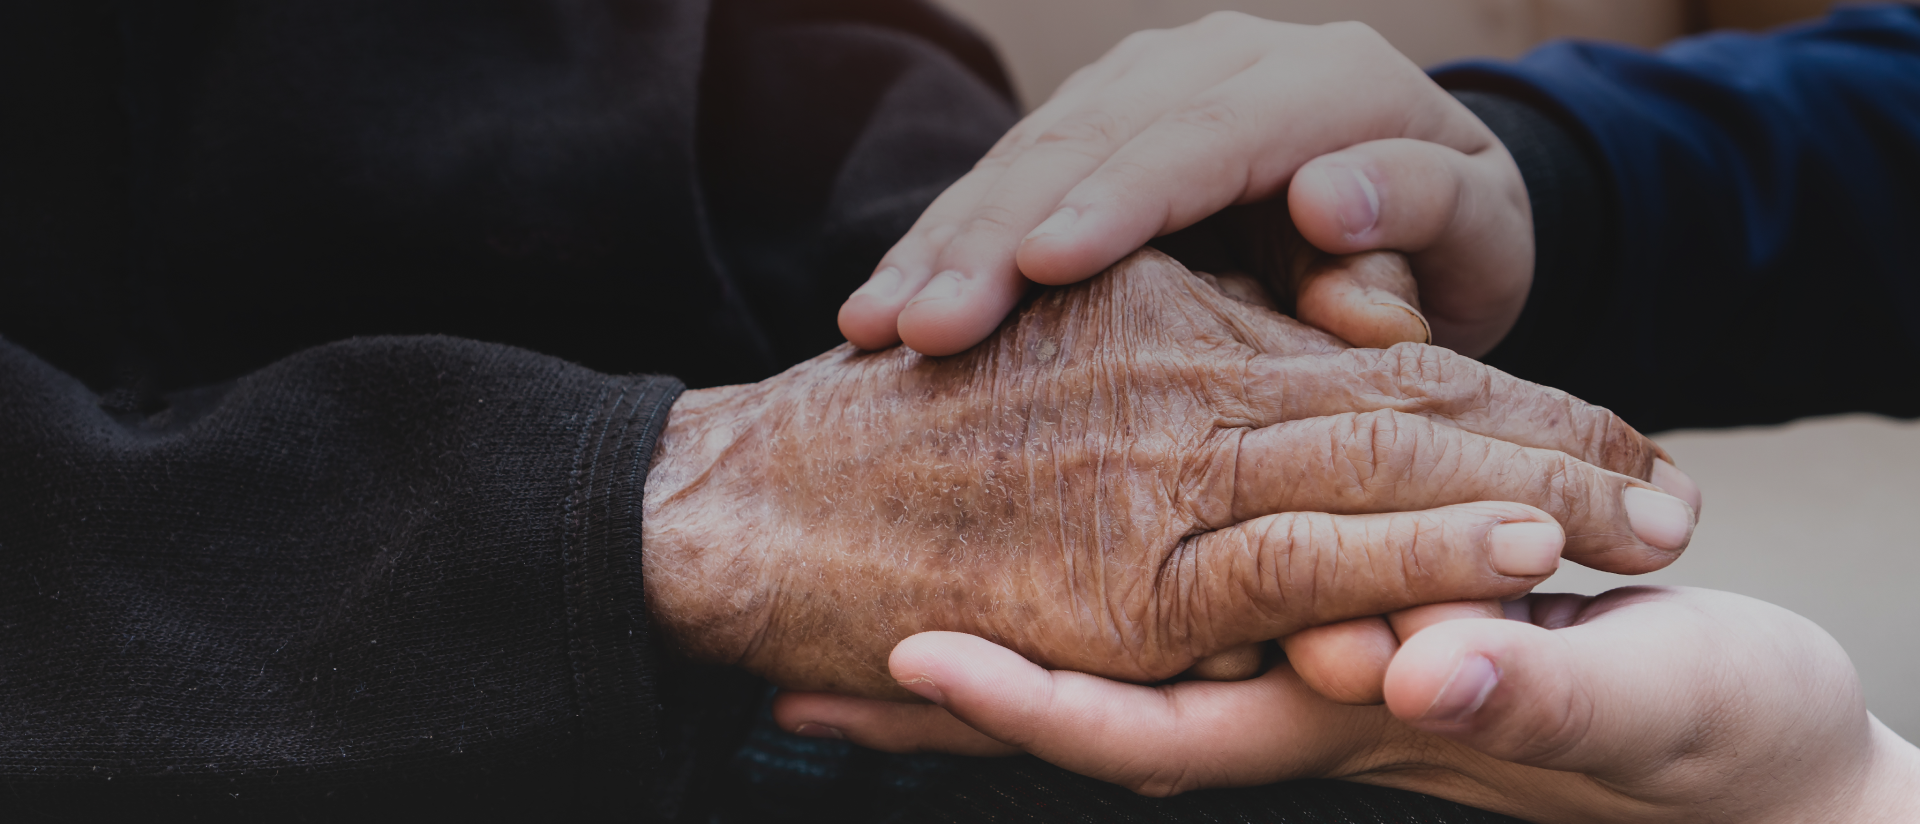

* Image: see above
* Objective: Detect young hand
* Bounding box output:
[837,14,1532,358]
[775,588,1920,823]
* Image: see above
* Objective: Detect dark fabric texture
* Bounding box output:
[886,758,1528,824]
[0,335,688,816]
[1433,4,1920,433]
[0,0,1017,396]
[1452,90,1615,390]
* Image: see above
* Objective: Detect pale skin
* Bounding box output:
[800,11,1920,819]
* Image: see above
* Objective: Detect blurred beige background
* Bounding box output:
[931,0,1916,741]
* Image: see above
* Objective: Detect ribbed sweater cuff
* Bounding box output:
[566,375,683,765]
[1443,86,1615,380]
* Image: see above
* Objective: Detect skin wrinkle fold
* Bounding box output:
[640,248,1681,698]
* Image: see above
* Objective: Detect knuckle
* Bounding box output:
[978,131,1028,165]
[1380,342,1486,415]
[1033,109,1135,158]
[1168,96,1242,138]
[961,202,1026,237]
[1338,409,1426,491]
[1537,453,1584,522]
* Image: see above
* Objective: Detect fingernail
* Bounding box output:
[792,722,846,740]
[1370,292,1432,344]
[1623,487,1696,551]
[907,271,964,304]
[897,675,946,705]
[1318,165,1380,239]
[853,267,904,300]
[1650,459,1703,513]
[1421,654,1498,724]
[1489,521,1563,577]
[1026,207,1079,241]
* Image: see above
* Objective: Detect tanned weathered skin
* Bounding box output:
[643,249,1669,698]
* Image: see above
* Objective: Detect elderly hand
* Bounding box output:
[644,249,1691,698]
[774,589,1920,823]
[837,13,1530,358]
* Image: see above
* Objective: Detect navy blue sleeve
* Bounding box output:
[1433,4,1920,433]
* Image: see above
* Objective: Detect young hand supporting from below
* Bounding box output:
[776,588,1920,823]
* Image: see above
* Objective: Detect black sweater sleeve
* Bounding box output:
[0,334,710,818]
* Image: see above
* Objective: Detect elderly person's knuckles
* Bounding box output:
[1225,409,1457,520]
[1270,345,1661,479]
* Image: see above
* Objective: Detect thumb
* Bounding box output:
[1287,138,1532,357]
[1380,590,1865,779]
[1291,250,1431,349]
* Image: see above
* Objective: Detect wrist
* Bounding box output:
[641,382,775,667]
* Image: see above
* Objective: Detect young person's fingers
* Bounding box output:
[1382,590,1867,781]
[1224,412,1694,573]
[1291,250,1431,349]
[1286,138,1532,357]
[1281,600,1506,706]
[1016,28,1487,288]
[1282,617,1398,705]
[1387,599,1508,642]
[836,46,1140,351]
[840,179,999,350]
[770,689,1019,757]
[1160,503,1564,655]
[886,631,1388,797]
[893,38,1269,356]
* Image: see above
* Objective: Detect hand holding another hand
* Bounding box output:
[645,250,1689,699]
[777,587,1920,824]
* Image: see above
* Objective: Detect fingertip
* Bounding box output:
[840,266,924,350]
[1622,487,1696,554]
[838,297,904,350]
[887,631,1023,698]
[769,690,844,734]
[895,271,1028,356]
[1382,619,1514,728]
[1291,251,1427,349]
[1014,202,1154,286]
[1282,618,1397,705]
[1488,521,1564,578]
[1296,286,1431,349]
[1650,458,1703,514]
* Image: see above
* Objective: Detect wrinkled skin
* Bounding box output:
[644,249,1675,698]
